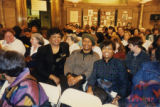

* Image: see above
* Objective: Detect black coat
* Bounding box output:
[33,42,69,83]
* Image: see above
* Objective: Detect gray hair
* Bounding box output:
[31,33,44,45]
[66,33,78,43]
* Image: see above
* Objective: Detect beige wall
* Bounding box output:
[0,0,160,29]
[0,0,2,24]
[0,0,27,28]
[143,1,160,29]
[3,0,17,28]
[63,0,160,29]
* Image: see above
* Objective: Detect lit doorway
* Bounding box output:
[26,0,51,28]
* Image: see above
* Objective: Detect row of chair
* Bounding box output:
[40,82,118,107]
[0,81,117,107]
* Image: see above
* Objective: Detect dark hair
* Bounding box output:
[31,33,44,45]
[4,28,15,36]
[156,46,160,61]
[91,26,96,31]
[47,27,63,39]
[145,29,151,34]
[108,26,115,32]
[152,28,159,33]
[100,40,116,51]
[128,36,143,48]
[0,24,3,29]
[0,29,5,40]
[65,29,73,34]
[13,26,22,38]
[24,28,31,32]
[0,51,25,77]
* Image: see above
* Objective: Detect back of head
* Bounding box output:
[0,51,25,77]
[13,26,22,37]
[24,28,31,33]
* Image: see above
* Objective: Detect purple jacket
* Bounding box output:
[0,68,50,107]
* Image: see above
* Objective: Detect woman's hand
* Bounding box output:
[25,56,32,62]
[49,74,60,85]
[67,75,75,86]
[87,86,93,95]
[111,95,120,106]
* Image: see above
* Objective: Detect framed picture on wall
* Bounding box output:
[83,16,88,21]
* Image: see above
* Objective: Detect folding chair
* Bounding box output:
[57,88,102,107]
[39,82,61,106]
[102,104,118,107]
[0,80,9,99]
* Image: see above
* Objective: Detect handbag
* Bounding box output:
[93,86,113,104]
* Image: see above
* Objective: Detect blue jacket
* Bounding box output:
[133,61,160,86]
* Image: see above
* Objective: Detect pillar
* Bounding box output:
[16,0,27,27]
[139,3,144,28]
[0,0,5,27]
[51,0,63,28]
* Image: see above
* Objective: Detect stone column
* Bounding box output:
[0,0,5,27]
[16,0,27,27]
[139,3,144,28]
[51,0,63,28]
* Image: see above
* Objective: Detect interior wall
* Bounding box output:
[143,1,160,29]
[0,0,2,24]
[3,0,17,28]
[63,1,140,28]
[63,0,160,29]
[0,0,160,29]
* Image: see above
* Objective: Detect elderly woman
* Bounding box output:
[25,33,44,69]
[34,28,69,86]
[127,47,160,107]
[0,50,50,107]
[66,33,80,54]
[0,29,26,55]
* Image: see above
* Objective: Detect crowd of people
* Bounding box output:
[0,23,160,107]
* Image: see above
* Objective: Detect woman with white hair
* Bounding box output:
[25,33,44,69]
[66,33,80,54]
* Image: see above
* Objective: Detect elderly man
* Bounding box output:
[64,33,100,90]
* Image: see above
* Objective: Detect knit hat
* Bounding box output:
[82,33,95,46]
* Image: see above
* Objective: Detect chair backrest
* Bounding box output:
[58,88,102,107]
[102,104,118,107]
[0,80,9,99]
[39,82,61,105]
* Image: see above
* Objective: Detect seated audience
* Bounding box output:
[0,50,50,107]
[139,32,152,51]
[125,36,150,78]
[149,35,160,61]
[34,28,69,86]
[117,27,124,40]
[64,33,99,90]
[20,28,32,48]
[25,33,44,70]
[126,47,160,107]
[112,36,126,60]
[66,33,80,54]
[87,40,129,106]
[0,29,26,55]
